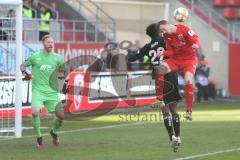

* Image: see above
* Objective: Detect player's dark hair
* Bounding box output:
[156,20,168,30]
[146,23,158,39]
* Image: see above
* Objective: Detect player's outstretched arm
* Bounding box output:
[127,44,148,62]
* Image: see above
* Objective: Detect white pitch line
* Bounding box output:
[175,148,240,160]
[0,121,155,140]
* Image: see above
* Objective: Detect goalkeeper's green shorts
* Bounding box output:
[31,90,62,113]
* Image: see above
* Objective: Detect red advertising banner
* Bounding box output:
[65,71,156,113]
[229,43,240,96]
[0,71,156,118]
[0,43,156,118]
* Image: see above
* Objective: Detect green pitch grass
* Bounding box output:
[1,102,240,160]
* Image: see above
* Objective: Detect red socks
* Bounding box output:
[185,84,194,112]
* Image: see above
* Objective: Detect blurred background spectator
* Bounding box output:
[39,5,51,40]
[1,9,16,40]
[23,0,35,18]
[31,0,41,18]
[50,1,57,19]
[102,41,118,71]
[195,56,215,102]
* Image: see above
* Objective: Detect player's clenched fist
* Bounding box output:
[22,70,32,80]
[192,43,200,50]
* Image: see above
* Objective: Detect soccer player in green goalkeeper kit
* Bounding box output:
[20,34,67,149]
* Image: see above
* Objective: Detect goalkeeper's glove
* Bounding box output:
[62,79,69,94]
[22,70,32,80]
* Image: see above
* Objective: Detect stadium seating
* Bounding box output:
[228,0,240,6]
[214,0,227,6]
[213,0,240,19]
[223,8,236,19]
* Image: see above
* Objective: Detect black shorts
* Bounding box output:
[152,68,182,105]
[163,73,182,105]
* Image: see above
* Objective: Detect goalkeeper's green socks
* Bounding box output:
[32,116,42,138]
[52,118,63,134]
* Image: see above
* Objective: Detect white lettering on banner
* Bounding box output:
[3,81,8,105]
[73,74,84,111]
[90,77,101,93]
[0,79,31,107]
[57,47,104,62]
[8,81,14,104]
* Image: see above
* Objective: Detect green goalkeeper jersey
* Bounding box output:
[23,50,66,93]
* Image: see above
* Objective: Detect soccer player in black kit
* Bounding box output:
[127,23,182,152]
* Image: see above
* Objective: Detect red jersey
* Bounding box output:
[163,24,200,60]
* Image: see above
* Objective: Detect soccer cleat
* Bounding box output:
[185,111,192,121]
[171,135,180,152]
[50,130,59,146]
[37,137,44,149]
[151,99,165,108]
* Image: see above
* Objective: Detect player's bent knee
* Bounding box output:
[56,110,65,120]
[155,63,169,75]
[160,105,167,112]
[161,62,171,72]
[31,108,40,117]
[158,65,168,75]
[184,72,194,85]
[168,102,178,113]
[162,112,171,118]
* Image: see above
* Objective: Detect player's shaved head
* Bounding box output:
[157,20,168,26]
[157,20,176,35]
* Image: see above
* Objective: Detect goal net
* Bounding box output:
[0,0,22,138]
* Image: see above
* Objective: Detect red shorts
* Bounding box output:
[164,57,198,75]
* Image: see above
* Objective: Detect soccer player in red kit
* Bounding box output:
[156,20,201,120]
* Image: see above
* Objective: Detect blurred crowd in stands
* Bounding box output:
[22,0,58,40]
[195,53,216,102]
[0,0,58,41]
[22,0,57,19]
